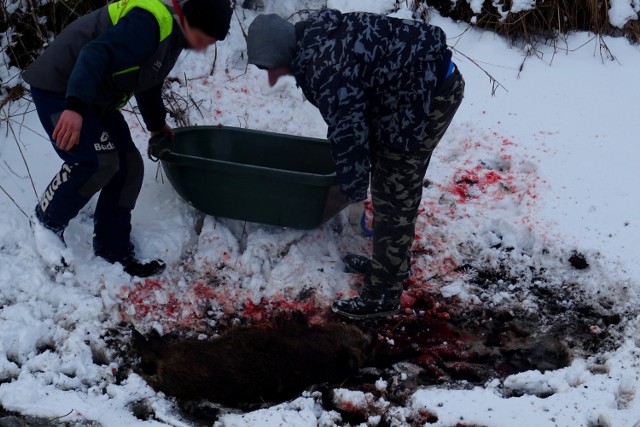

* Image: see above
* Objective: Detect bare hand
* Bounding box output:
[151,123,175,141]
[52,110,83,151]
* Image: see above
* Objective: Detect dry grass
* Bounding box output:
[623,17,640,42]
[414,0,640,45]
[0,0,106,69]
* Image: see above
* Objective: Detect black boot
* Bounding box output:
[96,242,166,278]
[342,254,370,274]
[332,291,402,320]
[122,257,166,278]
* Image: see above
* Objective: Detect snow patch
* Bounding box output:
[609,0,639,28]
[328,0,396,14]
[510,0,536,13]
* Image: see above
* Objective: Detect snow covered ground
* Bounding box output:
[1,0,640,426]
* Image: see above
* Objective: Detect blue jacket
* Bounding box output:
[69,10,167,130]
[23,6,187,131]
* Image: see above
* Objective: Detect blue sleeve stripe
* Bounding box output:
[446,60,455,78]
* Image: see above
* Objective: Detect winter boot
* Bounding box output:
[332,290,402,320]
[121,257,166,278]
[342,253,370,274]
[95,241,166,278]
[30,215,73,269]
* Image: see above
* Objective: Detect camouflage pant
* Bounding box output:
[365,68,465,298]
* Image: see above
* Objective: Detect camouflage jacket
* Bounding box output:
[291,10,451,202]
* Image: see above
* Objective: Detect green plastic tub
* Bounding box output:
[149,126,348,229]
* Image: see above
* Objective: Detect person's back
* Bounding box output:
[294,10,450,95]
[292,10,453,154]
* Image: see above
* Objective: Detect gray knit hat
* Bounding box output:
[247,14,296,70]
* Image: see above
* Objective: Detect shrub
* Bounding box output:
[414,0,640,44]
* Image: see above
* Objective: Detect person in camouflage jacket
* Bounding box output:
[247,10,465,319]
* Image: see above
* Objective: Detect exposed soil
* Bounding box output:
[0,405,101,426]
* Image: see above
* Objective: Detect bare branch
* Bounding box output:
[449,46,510,95]
[5,114,38,199]
[234,8,248,40]
[0,85,25,111]
[0,184,28,218]
[210,44,218,76]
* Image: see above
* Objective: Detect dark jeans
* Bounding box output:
[30,87,144,262]
[365,68,465,297]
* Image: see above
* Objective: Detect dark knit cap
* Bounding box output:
[247,14,296,70]
[183,0,233,41]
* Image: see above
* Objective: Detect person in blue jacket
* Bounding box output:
[23,0,232,277]
[247,11,465,319]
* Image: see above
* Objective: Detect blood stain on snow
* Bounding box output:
[243,297,328,326]
[118,277,334,331]
[358,279,579,386]
[331,129,585,384]
[99,121,630,427]
[119,278,220,330]
[445,166,517,204]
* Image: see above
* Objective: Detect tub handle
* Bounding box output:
[147,136,171,162]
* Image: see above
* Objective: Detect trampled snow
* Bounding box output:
[1,0,640,426]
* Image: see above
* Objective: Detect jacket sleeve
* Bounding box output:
[314,70,370,203]
[134,83,166,132]
[66,9,160,114]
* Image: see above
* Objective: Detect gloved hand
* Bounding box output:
[148,124,174,162]
[347,201,373,237]
[151,123,175,141]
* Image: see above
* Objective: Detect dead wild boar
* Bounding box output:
[132,321,372,405]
